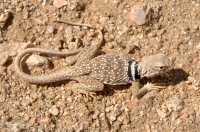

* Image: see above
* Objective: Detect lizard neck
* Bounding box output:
[128,61,141,80]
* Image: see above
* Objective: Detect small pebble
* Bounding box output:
[156,109,168,118]
[46,92,56,99]
[39,116,51,124]
[196,43,200,50]
[49,105,59,116]
[53,0,68,8]
[0,51,9,65]
[113,0,121,6]
[107,42,114,49]
[110,104,124,122]
[157,29,165,36]
[181,27,189,35]
[46,26,54,33]
[73,123,84,132]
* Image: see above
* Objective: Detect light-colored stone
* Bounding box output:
[165,96,183,112]
[0,11,11,29]
[156,109,168,118]
[53,0,68,8]
[110,104,124,122]
[0,51,9,65]
[196,43,200,50]
[39,116,51,124]
[49,105,59,116]
[26,54,48,67]
[130,4,151,25]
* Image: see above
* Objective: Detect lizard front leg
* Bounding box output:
[72,75,104,101]
[133,82,166,99]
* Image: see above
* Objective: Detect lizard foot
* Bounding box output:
[72,76,104,101]
[72,84,98,101]
[84,91,96,101]
[147,82,166,90]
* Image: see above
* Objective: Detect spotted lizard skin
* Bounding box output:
[13,20,171,98]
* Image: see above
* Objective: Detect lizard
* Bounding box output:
[13,20,171,99]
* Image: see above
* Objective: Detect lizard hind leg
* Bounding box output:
[65,45,99,66]
[72,76,104,101]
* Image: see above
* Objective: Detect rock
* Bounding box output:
[68,0,86,11]
[130,4,151,25]
[165,96,183,112]
[196,43,200,50]
[113,0,121,6]
[39,116,51,124]
[107,42,114,49]
[21,100,31,107]
[113,121,121,131]
[0,51,9,65]
[110,104,124,122]
[186,76,196,84]
[99,16,109,24]
[0,65,6,76]
[26,54,48,67]
[53,0,68,8]
[73,123,84,132]
[46,26,55,33]
[52,38,62,49]
[68,38,80,50]
[132,98,140,106]
[0,42,32,65]
[171,111,179,121]
[156,109,168,118]
[125,42,136,53]
[18,42,32,52]
[186,76,200,90]
[0,11,11,29]
[67,96,73,103]
[46,92,56,99]
[181,27,189,35]
[0,43,11,64]
[49,105,59,116]
[105,105,114,113]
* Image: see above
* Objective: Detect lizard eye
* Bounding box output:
[158,66,165,70]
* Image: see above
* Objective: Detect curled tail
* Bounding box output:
[13,48,82,84]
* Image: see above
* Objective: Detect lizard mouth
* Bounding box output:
[144,66,171,78]
[153,66,171,77]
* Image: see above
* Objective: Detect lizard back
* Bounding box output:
[85,55,131,85]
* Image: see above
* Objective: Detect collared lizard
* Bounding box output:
[13,20,170,99]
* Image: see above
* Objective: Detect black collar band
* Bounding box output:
[127,61,133,78]
[127,61,141,80]
[134,62,141,79]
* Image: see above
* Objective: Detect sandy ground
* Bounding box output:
[0,0,200,131]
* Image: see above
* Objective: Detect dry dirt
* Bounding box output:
[0,0,200,132]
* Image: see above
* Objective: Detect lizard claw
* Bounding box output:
[144,82,166,91]
[89,92,96,98]
[83,91,97,101]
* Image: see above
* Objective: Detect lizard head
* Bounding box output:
[137,54,171,78]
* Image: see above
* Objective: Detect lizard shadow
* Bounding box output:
[140,68,189,87]
[98,68,189,97]
[1,12,14,30]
